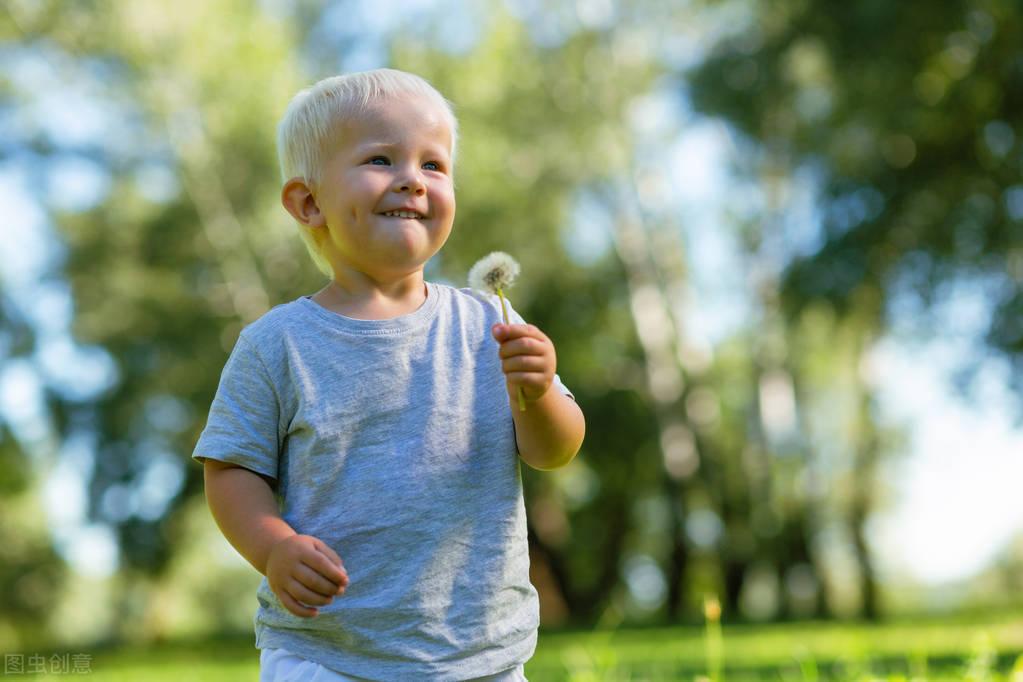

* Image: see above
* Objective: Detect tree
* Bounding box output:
[687,0,1023,386]
[684,0,1023,617]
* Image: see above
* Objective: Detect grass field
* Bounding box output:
[20,612,1023,681]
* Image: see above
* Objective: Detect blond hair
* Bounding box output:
[276,69,458,276]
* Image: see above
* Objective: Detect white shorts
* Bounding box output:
[259,647,528,682]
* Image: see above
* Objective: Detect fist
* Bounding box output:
[492,323,556,403]
[266,535,349,618]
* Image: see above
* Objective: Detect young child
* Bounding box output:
[192,68,585,681]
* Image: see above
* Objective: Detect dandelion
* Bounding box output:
[469,251,526,412]
[468,252,520,321]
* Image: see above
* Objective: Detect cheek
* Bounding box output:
[342,173,387,212]
[433,185,456,219]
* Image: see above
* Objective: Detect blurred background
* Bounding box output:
[1,0,1022,670]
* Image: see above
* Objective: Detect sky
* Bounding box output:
[2,0,1022,595]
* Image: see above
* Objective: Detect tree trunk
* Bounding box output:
[851,380,881,620]
[664,479,690,622]
[527,495,631,625]
[603,174,706,621]
[850,497,879,620]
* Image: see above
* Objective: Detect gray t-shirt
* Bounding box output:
[192,281,571,681]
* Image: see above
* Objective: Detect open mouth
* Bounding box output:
[380,210,425,219]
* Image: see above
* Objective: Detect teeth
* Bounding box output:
[383,210,421,218]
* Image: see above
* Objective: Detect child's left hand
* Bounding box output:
[492,323,556,404]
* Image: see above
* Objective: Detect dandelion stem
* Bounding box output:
[497,288,527,412]
[497,288,510,324]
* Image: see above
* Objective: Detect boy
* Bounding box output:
[193,69,585,681]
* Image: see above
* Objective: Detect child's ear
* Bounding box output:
[281,177,325,228]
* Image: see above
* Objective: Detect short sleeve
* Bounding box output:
[501,296,575,401]
[192,334,281,479]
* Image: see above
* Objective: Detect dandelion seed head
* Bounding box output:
[468,251,520,294]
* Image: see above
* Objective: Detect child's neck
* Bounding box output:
[311,275,428,321]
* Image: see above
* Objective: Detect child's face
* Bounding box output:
[311,95,455,283]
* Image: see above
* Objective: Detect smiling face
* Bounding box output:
[309,95,456,283]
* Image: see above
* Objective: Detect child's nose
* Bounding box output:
[394,168,426,195]
[398,181,426,195]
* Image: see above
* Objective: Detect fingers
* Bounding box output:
[498,338,550,362]
[500,354,549,373]
[279,590,320,619]
[491,324,556,403]
[310,540,350,592]
[492,323,549,346]
[281,553,347,619]
[267,535,352,619]
[289,579,335,608]
[313,538,343,567]
[295,563,345,599]
[494,327,552,359]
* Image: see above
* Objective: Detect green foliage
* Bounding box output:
[687,0,1023,381]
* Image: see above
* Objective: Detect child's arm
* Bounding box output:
[492,323,585,470]
[204,459,349,617]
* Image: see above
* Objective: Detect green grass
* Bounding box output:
[527,613,1023,681]
[23,613,1023,681]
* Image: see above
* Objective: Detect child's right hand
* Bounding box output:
[266,534,349,618]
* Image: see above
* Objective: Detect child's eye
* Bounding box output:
[423,161,441,171]
[367,156,390,166]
